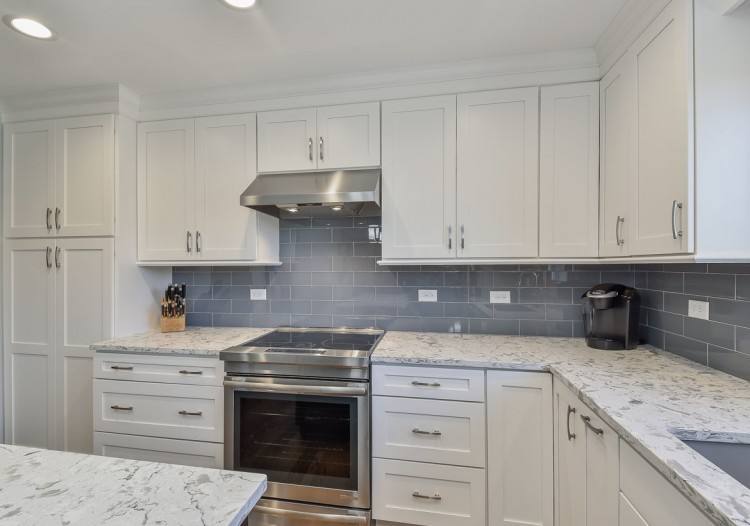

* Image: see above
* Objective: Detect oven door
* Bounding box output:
[224,376,370,509]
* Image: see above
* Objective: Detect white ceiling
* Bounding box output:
[0,0,627,99]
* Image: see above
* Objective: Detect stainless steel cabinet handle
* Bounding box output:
[616,216,625,246]
[672,200,683,240]
[55,207,61,230]
[54,246,61,269]
[566,405,577,440]
[308,137,313,161]
[581,414,604,436]
[319,136,324,161]
[196,231,202,253]
[111,405,133,411]
[411,380,441,387]
[111,365,133,371]
[412,428,442,436]
[178,410,203,416]
[186,231,192,253]
[254,505,368,525]
[46,208,52,230]
[45,247,52,269]
[412,491,442,501]
[460,224,465,250]
[224,379,368,397]
[447,225,452,250]
[179,370,203,375]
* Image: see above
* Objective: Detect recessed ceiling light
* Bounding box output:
[220,0,257,9]
[2,15,55,40]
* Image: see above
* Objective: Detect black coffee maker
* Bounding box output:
[582,283,640,350]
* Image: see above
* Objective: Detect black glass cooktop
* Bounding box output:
[243,328,382,352]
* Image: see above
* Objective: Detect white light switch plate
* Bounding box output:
[250,289,267,301]
[688,300,709,320]
[490,290,512,304]
[418,289,438,302]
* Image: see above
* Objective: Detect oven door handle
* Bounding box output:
[254,505,368,524]
[224,379,368,397]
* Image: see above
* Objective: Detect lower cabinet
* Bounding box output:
[94,432,223,468]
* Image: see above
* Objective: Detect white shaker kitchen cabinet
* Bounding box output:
[457,88,539,258]
[3,239,56,449]
[54,238,113,454]
[381,95,457,259]
[316,102,380,170]
[540,83,600,258]
[630,0,693,256]
[3,120,56,238]
[599,54,637,257]
[54,115,115,237]
[487,371,553,526]
[257,107,317,173]
[137,119,197,261]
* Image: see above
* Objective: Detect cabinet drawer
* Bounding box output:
[372,458,485,526]
[94,379,222,442]
[94,353,223,386]
[373,397,485,467]
[620,440,712,526]
[94,432,223,469]
[372,365,485,402]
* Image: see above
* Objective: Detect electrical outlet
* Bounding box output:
[688,300,709,320]
[250,288,267,301]
[490,290,512,304]
[418,289,438,302]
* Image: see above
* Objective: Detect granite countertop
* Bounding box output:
[373,332,750,526]
[0,444,266,526]
[91,327,273,357]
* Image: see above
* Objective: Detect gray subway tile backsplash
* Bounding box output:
[174,214,750,382]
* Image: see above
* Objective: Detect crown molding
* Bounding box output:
[0,83,140,122]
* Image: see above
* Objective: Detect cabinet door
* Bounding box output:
[540,83,600,257]
[317,102,380,170]
[457,88,539,258]
[3,120,55,238]
[381,95,457,259]
[195,114,259,260]
[54,115,115,237]
[554,382,586,526]
[631,0,693,255]
[54,238,113,453]
[137,119,196,261]
[3,239,56,449]
[600,55,636,257]
[257,108,317,173]
[487,371,553,526]
[583,410,619,526]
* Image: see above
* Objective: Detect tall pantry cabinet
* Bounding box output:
[2,114,168,452]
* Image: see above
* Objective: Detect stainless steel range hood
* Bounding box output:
[240,169,381,217]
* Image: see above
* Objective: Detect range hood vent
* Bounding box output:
[240,169,381,218]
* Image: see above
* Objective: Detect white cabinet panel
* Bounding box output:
[381,95,457,259]
[257,108,317,173]
[137,119,196,261]
[317,102,380,169]
[372,365,485,402]
[554,380,586,526]
[631,0,693,255]
[3,120,55,238]
[540,83,599,258]
[94,353,224,386]
[372,458,486,526]
[195,114,259,260]
[55,115,115,237]
[95,432,223,469]
[583,408,619,526]
[487,371,552,526]
[620,493,650,526]
[457,88,539,258]
[373,396,486,467]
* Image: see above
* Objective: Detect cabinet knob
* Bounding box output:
[412,491,442,501]
[46,208,52,231]
[581,414,604,436]
[671,200,683,240]
[411,380,441,388]
[186,231,193,253]
[412,428,442,436]
[178,410,203,416]
[179,370,203,375]
[55,207,61,231]
[111,405,133,411]
[319,136,324,161]
[308,137,313,162]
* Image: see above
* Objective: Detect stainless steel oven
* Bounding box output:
[221,328,382,526]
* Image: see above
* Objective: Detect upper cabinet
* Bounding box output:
[3,115,115,238]
[540,83,600,258]
[257,102,380,173]
[137,114,279,264]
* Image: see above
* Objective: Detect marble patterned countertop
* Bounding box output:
[373,331,750,526]
[0,444,266,526]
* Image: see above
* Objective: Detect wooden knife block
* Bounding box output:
[160,315,186,333]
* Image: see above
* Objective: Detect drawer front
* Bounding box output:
[372,365,485,402]
[94,379,222,442]
[373,397,486,467]
[94,432,223,469]
[373,458,485,526]
[94,352,223,386]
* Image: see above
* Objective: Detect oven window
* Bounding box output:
[234,391,358,491]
